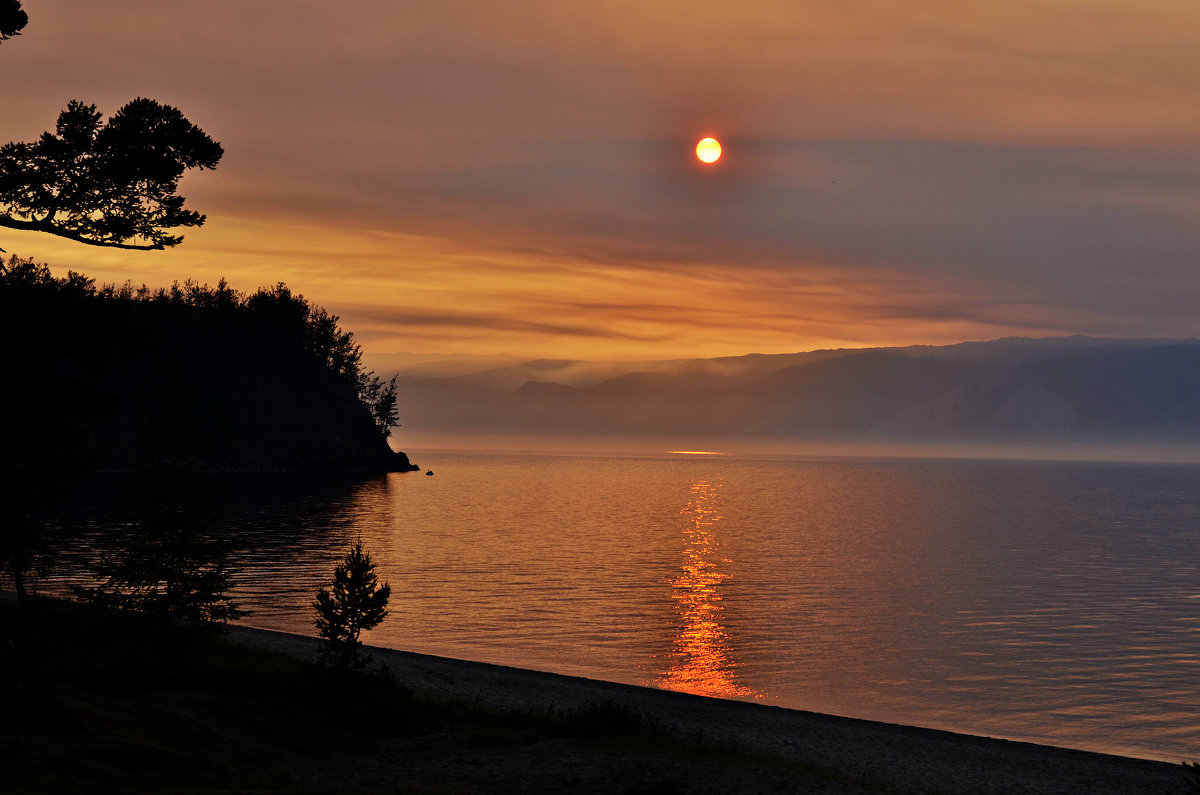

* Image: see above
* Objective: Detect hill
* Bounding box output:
[0,258,419,474]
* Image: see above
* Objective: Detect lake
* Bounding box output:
[42,450,1200,762]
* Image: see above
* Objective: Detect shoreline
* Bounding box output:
[228,624,1188,795]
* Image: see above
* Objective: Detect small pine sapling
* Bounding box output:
[313,542,391,671]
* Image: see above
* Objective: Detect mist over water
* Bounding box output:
[43,450,1200,762]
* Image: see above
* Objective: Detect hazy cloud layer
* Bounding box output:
[5,1,1200,357]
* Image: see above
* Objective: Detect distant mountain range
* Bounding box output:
[366,337,1200,449]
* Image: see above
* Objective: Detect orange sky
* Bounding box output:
[5,1,1200,359]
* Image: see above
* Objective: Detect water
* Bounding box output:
[39,451,1200,762]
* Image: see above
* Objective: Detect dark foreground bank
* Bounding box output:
[230,625,1192,795]
[1,598,1191,793]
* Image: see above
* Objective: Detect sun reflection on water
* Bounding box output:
[654,478,765,700]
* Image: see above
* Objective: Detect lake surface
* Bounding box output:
[43,450,1200,762]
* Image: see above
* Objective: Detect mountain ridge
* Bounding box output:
[376,336,1200,447]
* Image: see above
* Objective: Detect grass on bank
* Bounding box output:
[1,597,859,794]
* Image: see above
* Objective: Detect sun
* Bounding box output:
[695,136,722,164]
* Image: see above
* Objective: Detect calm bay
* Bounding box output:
[43,450,1200,763]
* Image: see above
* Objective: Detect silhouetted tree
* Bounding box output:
[72,464,246,625]
[306,305,362,383]
[245,281,401,438]
[0,256,107,603]
[359,373,400,439]
[0,515,50,604]
[72,364,246,625]
[313,542,391,671]
[0,99,222,249]
[0,0,27,43]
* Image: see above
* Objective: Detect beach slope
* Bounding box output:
[229,625,1188,794]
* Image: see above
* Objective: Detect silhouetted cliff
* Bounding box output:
[0,258,418,473]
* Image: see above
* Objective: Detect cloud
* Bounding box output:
[6,1,1200,358]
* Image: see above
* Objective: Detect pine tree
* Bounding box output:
[313,542,391,671]
[0,99,221,249]
[0,0,28,44]
[72,464,245,626]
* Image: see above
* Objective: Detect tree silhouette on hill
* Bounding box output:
[1,5,221,250]
[0,260,414,604]
[0,99,223,249]
[0,0,27,43]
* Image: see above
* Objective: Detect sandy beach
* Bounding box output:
[227,624,1190,794]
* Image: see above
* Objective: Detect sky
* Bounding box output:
[5,0,1200,360]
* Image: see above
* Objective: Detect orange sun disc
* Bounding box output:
[695,137,722,164]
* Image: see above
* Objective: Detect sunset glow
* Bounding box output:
[5,2,1200,360]
[8,3,1200,784]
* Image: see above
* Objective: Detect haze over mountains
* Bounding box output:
[367,337,1200,456]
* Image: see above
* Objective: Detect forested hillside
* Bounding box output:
[0,256,418,473]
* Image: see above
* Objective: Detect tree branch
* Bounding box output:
[0,215,167,250]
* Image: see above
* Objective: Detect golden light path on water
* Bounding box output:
[653,478,765,700]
